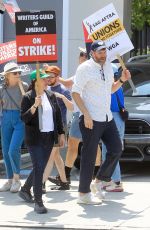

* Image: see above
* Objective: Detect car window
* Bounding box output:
[128,55,150,63]
[124,81,150,96]
[123,66,150,97]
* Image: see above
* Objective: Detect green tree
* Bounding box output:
[132,0,150,30]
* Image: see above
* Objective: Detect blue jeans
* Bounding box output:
[1,110,25,179]
[102,112,125,182]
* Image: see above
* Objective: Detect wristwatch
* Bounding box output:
[119,78,125,84]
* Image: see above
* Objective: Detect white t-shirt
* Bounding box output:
[41,92,54,132]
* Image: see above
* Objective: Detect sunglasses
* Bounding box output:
[12,72,21,75]
[100,69,105,81]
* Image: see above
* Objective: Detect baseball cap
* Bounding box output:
[30,70,50,81]
[91,40,106,52]
[45,65,61,76]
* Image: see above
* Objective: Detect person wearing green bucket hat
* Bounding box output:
[18,69,65,214]
[29,69,50,81]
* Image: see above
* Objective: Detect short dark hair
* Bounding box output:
[27,79,36,91]
[79,52,87,58]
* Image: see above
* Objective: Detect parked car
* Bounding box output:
[122,56,150,161]
[74,55,150,169]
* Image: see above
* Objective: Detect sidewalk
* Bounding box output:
[0,177,150,230]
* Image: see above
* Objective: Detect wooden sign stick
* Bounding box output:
[35,62,43,130]
[116,54,137,95]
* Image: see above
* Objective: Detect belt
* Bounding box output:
[40,131,54,135]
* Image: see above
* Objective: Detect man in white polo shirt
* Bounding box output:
[72,40,131,205]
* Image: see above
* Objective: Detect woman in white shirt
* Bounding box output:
[19,70,65,214]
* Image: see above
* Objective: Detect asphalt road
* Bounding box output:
[120,161,150,182]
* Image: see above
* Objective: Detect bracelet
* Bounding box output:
[33,105,37,109]
[119,78,125,84]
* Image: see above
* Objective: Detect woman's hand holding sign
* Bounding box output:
[34,96,42,107]
[31,96,42,115]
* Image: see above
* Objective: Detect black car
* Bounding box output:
[122,55,150,161]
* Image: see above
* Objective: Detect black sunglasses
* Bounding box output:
[12,72,21,75]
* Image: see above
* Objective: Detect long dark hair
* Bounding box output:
[27,80,36,91]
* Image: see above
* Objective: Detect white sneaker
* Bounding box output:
[90,182,105,200]
[102,181,113,190]
[105,182,124,192]
[0,181,12,192]
[10,180,21,193]
[77,192,102,205]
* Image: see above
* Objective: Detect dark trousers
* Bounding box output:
[23,132,54,202]
[79,116,122,193]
